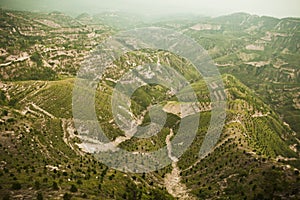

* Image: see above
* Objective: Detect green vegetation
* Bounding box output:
[0,9,299,199]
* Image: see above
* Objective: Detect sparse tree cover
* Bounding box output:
[0,8,299,200]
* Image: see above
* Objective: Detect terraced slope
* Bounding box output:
[0,80,174,199]
[0,9,299,199]
[1,71,299,199]
[154,12,300,135]
[181,13,300,135]
[1,9,299,135]
[0,9,112,81]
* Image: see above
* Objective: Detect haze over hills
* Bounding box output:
[0,8,299,200]
[0,0,300,18]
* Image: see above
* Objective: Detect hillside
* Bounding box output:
[0,10,299,135]
[0,9,299,199]
[182,13,300,135]
[1,53,299,199]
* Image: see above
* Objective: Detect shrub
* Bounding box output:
[52,181,59,190]
[34,180,40,189]
[37,192,43,200]
[70,184,78,193]
[2,193,10,200]
[63,193,72,200]
[11,182,21,190]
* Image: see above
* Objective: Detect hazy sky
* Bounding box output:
[0,0,299,18]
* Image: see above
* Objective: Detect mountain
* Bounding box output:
[174,12,300,136]
[0,9,299,199]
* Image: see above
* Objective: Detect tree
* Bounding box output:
[31,52,43,67]
[2,109,8,116]
[52,181,59,190]
[82,193,87,198]
[70,184,78,193]
[11,182,21,190]
[34,180,40,189]
[0,91,6,105]
[63,193,72,200]
[37,192,43,200]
